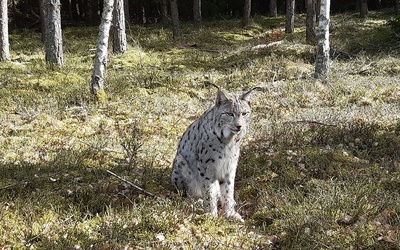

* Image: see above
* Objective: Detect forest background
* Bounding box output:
[9,0,400,28]
[1,0,400,249]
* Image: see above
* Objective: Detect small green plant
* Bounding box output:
[388,15,400,37]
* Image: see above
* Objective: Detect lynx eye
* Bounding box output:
[242,112,249,116]
[224,112,234,117]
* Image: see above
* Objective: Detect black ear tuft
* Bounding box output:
[204,81,220,91]
[241,87,262,102]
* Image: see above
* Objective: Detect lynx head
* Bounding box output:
[213,88,257,142]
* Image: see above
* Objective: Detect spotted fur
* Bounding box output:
[171,87,256,221]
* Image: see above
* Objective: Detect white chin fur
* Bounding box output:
[222,127,238,138]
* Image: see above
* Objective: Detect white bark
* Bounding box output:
[112,0,127,54]
[314,0,330,78]
[91,0,114,95]
[0,0,10,61]
[43,0,63,67]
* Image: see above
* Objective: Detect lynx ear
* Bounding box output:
[216,89,229,104]
[241,87,261,102]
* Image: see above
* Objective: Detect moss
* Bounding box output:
[94,89,108,103]
[0,11,400,249]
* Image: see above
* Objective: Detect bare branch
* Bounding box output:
[106,170,161,199]
[284,120,337,127]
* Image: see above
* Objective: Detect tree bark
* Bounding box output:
[160,0,169,27]
[43,0,64,67]
[359,0,368,17]
[396,0,400,14]
[0,0,10,61]
[285,0,295,33]
[91,0,114,99]
[193,0,201,28]
[314,0,330,78]
[315,0,320,23]
[123,0,130,24]
[306,0,316,45]
[112,0,127,54]
[170,0,180,39]
[242,0,251,26]
[269,0,277,17]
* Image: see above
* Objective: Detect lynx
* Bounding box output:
[171,85,258,221]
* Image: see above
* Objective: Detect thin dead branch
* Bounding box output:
[106,170,160,199]
[284,120,337,127]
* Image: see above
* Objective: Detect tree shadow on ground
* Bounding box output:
[0,148,171,216]
[239,119,400,189]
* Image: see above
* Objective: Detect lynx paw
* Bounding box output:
[226,211,244,223]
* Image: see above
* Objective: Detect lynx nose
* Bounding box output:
[235,125,242,130]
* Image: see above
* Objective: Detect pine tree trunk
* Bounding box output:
[112,0,127,54]
[193,0,201,28]
[306,0,316,45]
[242,0,251,26]
[0,0,10,61]
[285,0,295,33]
[161,0,169,27]
[123,0,130,24]
[269,0,277,17]
[314,0,330,78]
[396,0,400,14]
[43,0,64,67]
[39,0,45,41]
[360,0,368,17]
[91,0,114,100]
[170,0,180,39]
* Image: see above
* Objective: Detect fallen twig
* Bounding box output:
[251,40,283,50]
[106,170,160,199]
[284,120,337,127]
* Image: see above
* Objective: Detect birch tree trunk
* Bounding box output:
[306,0,316,45]
[91,0,114,100]
[242,0,251,26]
[269,0,277,17]
[0,0,10,61]
[193,0,201,28]
[314,0,330,78]
[43,0,63,67]
[112,0,127,54]
[170,0,180,39]
[285,0,295,33]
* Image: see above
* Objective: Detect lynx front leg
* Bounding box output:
[220,177,243,222]
[202,180,220,217]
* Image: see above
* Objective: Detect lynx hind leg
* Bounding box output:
[171,154,187,190]
[171,154,201,197]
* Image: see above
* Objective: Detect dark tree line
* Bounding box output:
[8,0,400,28]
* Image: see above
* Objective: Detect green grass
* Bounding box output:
[1,11,400,249]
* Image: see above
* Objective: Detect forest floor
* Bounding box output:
[1,11,400,249]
